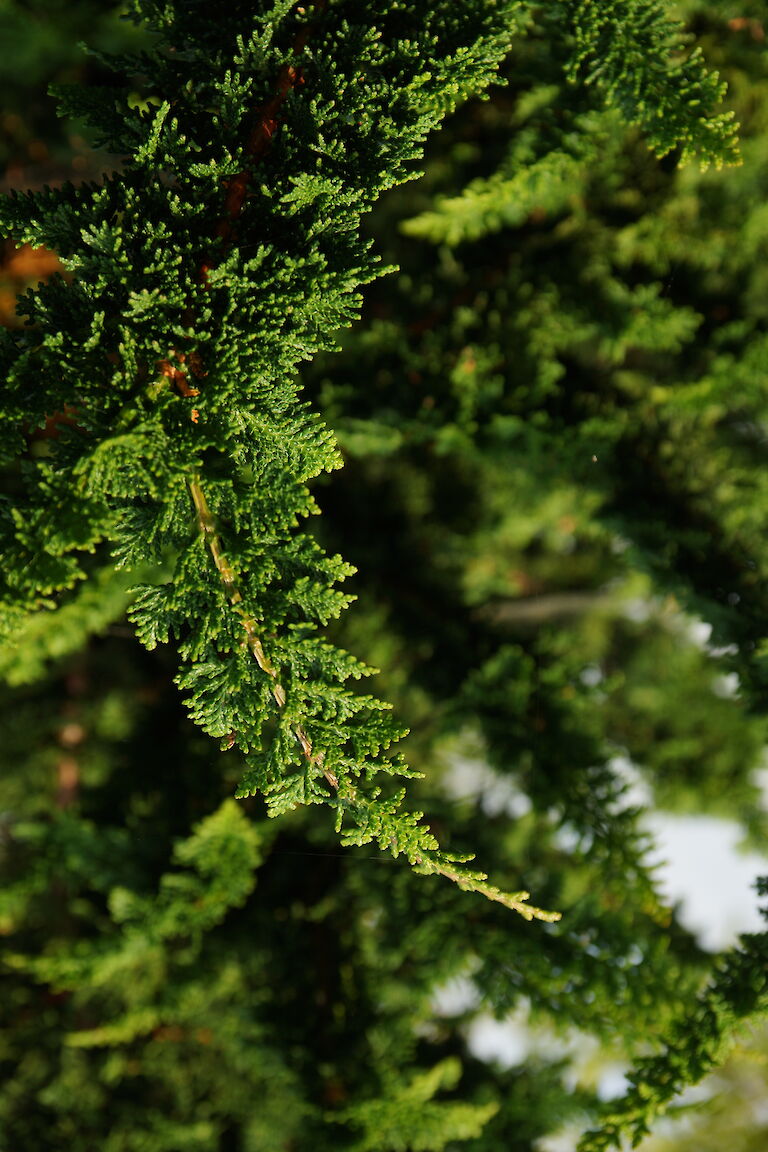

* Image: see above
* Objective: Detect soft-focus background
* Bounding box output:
[3,3,768,1150]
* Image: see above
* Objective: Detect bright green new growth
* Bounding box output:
[562,0,740,167]
[0,0,740,921]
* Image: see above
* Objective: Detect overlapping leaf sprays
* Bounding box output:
[0,0,739,916]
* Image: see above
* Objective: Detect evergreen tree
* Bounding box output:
[2,2,768,1150]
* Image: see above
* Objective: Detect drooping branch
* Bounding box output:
[171,4,559,920]
[173,2,337,782]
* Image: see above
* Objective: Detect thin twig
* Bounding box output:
[179,1,336,787]
[187,479,557,917]
[188,477,338,788]
[175,6,554,919]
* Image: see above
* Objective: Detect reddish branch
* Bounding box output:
[160,1,326,396]
[178,2,338,791]
[199,10,320,283]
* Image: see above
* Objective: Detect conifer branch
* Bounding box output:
[188,475,333,780]
[166,2,556,915]
[1,0,737,931]
[188,474,557,919]
[182,0,334,779]
[199,0,328,281]
[160,1,326,395]
[578,910,768,1150]
[1,5,764,1145]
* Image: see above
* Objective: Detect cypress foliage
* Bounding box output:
[0,0,740,910]
[2,2,768,1150]
[0,0,564,915]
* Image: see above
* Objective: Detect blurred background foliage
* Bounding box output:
[3,1,768,1149]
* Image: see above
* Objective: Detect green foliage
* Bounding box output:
[639,1018,768,1152]
[560,0,740,166]
[0,0,566,914]
[14,799,267,1041]
[2,1,768,1151]
[579,894,768,1151]
[337,1058,499,1151]
[0,0,744,914]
